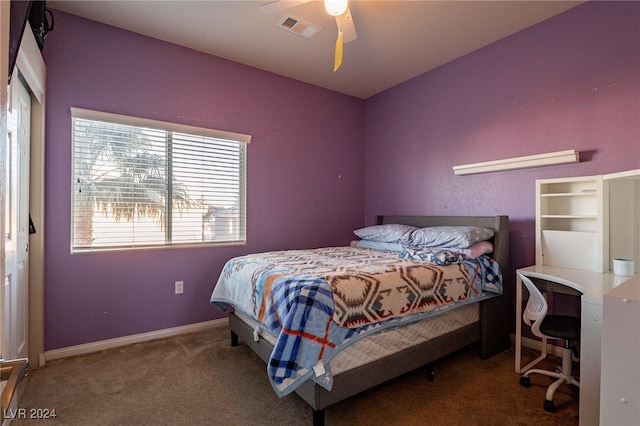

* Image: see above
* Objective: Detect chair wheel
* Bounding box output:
[519,376,531,387]
[543,399,557,413]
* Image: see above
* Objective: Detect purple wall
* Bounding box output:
[364,1,639,290]
[43,13,364,350]
[43,2,639,351]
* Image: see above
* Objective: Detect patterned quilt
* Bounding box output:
[210,246,502,397]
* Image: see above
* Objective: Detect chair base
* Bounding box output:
[519,345,580,413]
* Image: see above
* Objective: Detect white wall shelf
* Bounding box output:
[453,149,579,175]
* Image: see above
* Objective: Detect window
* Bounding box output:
[71,108,250,252]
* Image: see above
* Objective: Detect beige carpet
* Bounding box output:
[13,325,579,425]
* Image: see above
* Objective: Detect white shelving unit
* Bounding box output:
[536,175,606,272]
[536,169,640,274]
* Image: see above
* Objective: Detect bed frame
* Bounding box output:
[228,215,510,426]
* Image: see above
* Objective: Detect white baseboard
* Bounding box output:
[510,333,563,357]
[41,318,228,366]
[41,326,558,367]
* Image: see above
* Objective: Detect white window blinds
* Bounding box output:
[71,108,250,252]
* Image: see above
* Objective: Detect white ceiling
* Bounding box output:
[48,1,583,99]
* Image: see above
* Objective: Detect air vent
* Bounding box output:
[277,15,321,40]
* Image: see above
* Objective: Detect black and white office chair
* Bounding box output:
[518,272,580,413]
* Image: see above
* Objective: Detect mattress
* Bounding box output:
[234,302,478,376]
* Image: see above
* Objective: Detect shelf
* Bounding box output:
[541,215,597,219]
[541,192,596,197]
[452,149,579,175]
[538,178,600,196]
[540,193,598,217]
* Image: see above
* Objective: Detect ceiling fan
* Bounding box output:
[260,0,358,72]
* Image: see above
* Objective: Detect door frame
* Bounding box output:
[1,0,9,366]
[1,13,46,366]
[16,25,46,367]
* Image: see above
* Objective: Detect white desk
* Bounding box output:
[515,265,632,426]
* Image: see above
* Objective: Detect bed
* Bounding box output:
[211,215,510,425]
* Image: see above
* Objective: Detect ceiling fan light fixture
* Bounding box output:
[324,0,348,16]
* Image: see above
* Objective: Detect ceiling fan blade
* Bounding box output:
[334,30,344,72]
[259,0,311,15]
[336,7,357,43]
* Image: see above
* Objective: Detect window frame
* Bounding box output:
[70,107,251,253]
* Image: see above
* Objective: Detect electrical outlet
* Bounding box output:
[174,280,184,294]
